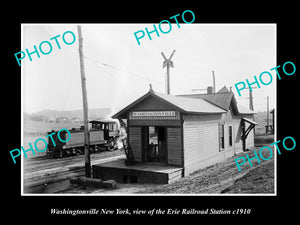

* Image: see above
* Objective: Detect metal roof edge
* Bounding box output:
[154,92,226,113]
[201,98,229,112]
[242,117,258,125]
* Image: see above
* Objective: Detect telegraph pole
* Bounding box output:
[244,87,257,111]
[249,89,254,111]
[166,64,170,94]
[266,96,269,133]
[77,25,91,178]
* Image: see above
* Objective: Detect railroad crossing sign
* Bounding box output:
[161,50,175,68]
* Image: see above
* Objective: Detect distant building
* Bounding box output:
[48,116,56,123]
[56,117,68,123]
[71,117,81,123]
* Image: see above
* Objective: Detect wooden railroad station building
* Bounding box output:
[93,86,256,184]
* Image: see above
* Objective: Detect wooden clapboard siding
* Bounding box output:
[233,119,243,153]
[183,114,222,175]
[232,114,255,152]
[128,126,142,162]
[222,122,235,158]
[184,123,219,167]
[184,114,222,125]
[167,128,182,166]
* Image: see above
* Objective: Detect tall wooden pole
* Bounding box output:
[166,64,170,95]
[212,70,216,93]
[249,89,254,111]
[266,96,269,133]
[245,87,256,111]
[77,25,91,178]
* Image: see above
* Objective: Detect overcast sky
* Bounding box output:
[22,23,276,115]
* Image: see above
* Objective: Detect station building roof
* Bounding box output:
[177,86,255,115]
[113,88,226,119]
[112,86,255,119]
[177,92,234,111]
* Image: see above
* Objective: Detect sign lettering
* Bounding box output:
[130,111,179,120]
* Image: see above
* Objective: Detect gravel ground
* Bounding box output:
[136,134,275,194]
[24,134,275,195]
[69,134,275,195]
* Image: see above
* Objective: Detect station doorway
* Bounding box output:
[142,126,167,163]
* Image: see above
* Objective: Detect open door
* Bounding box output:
[157,127,167,163]
[144,126,167,163]
[141,126,149,162]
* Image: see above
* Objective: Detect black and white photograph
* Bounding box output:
[21,23,276,195]
[3,4,298,220]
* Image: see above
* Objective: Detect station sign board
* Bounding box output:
[129,111,180,120]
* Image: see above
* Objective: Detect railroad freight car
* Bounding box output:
[47,120,119,158]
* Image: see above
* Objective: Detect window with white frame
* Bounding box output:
[219,124,225,151]
[228,125,233,147]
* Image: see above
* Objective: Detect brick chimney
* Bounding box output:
[207,86,213,94]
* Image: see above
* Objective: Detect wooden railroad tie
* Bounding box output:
[70,177,117,189]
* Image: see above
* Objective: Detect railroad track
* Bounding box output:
[23,155,125,194]
[24,149,123,173]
